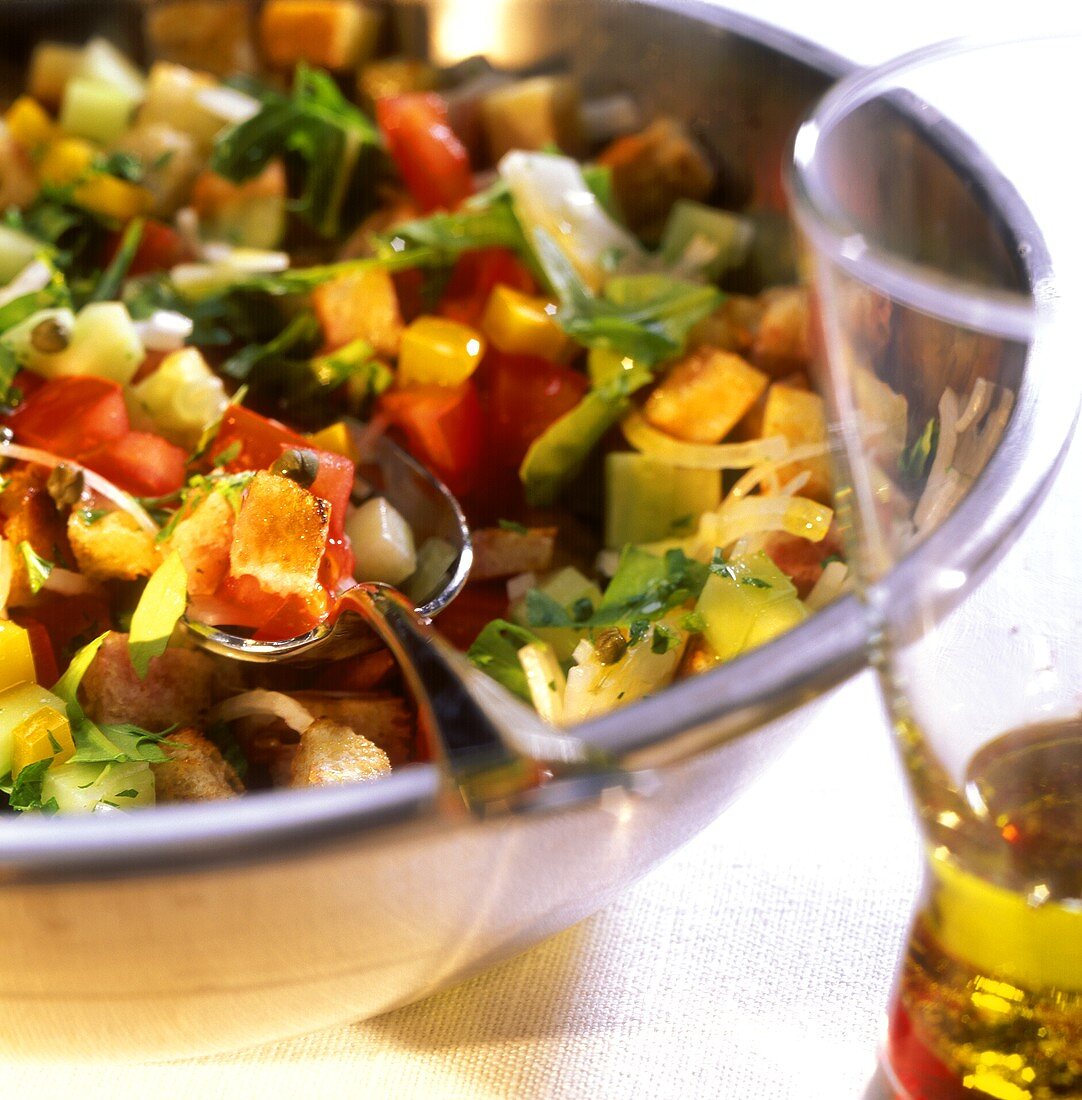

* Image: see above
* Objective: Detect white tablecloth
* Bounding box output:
[10,3,1073,1095]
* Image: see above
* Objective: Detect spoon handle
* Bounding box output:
[337,584,542,813]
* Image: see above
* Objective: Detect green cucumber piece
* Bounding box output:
[0,226,45,285]
[60,77,135,144]
[604,451,720,549]
[42,760,155,814]
[660,199,754,280]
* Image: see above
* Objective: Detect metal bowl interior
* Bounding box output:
[0,0,1071,1060]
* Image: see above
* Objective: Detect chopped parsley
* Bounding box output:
[18,541,54,594]
[497,518,529,535]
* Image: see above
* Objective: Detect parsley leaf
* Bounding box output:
[497,519,528,535]
[524,589,572,628]
[18,541,53,594]
[8,758,57,813]
[466,619,542,702]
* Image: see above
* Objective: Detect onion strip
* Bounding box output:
[209,690,314,735]
[621,411,788,470]
[0,441,159,535]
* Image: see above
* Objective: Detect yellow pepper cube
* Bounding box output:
[38,136,96,186]
[73,174,154,221]
[481,285,576,363]
[5,97,56,151]
[12,706,74,777]
[0,621,37,694]
[306,421,358,462]
[397,317,486,387]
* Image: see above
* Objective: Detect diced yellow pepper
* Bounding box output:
[12,706,74,777]
[480,285,576,363]
[397,317,486,387]
[38,135,96,185]
[5,96,56,151]
[306,420,358,462]
[73,173,154,221]
[0,621,37,694]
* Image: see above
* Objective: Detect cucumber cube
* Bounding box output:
[76,38,145,105]
[60,77,135,144]
[0,226,45,285]
[604,451,720,549]
[42,760,155,814]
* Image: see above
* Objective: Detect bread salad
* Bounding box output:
[0,12,852,815]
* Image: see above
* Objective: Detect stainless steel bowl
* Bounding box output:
[0,0,1070,1060]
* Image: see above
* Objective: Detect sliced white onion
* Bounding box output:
[0,441,159,535]
[506,571,537,603]
[195,84,262,125]
[729,441,830,500]
[0,260,52,309]
[698,494,833,549]
[133,309,194,351]
[517,641,566,726]
[41,566,97,596]
[621,411,789,470]
[209,690,314,735]
[805,559,850,612]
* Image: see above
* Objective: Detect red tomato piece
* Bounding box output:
[11,593,112,669]
[303,448,354,540]
[81,431,188,497]
[379,380,483,498]
[488,352,589,467]
[376,94,473,212]
[438,248,537,330]
[6,376,129,458]
[104,218,192,277]
[13,616,59,686]
[211,405,307,471]
[433,580,510,651]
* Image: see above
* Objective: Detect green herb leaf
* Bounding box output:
[466,619,542,702]
[89,216,145,302]
[650,624,680,654]
[8,758,55,812]
[220,311,321,381]
[128,550,188,678]
[497,519,528,535]
[18,541,54,594]
[69,721,175,766]
[900,417,939,485]
[740,576,772,589]
[524,589,572,628]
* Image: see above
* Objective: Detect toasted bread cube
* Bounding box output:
[480,76,586,162]
[68,509,162,582]
[312,267,404,359]
[470,526,556,582]
[290,718,391,787]
[137,61,229,148]
[752,287,811,375]
[643,347,768,444]
[153,727,244,802]
[145,1,257,77]
[161,488,236,597]
[111,122,202,217]
[290,691,413,765]
[28,42,82,110]
[82,632,234,730]
[229,471,329,599]
[760,382,833,505]
[688,295,764,357]
[259,0,378,71]
[597,118,714,240]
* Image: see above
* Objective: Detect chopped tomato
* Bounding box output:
[81,431,188,497]
[6,376,128,458]
[104,218,192,277]
[11,593,112,666]
[488,352,589,467]
[379,380,483,498]
[12,616,59,685]
[211,405,307,471]
[439,249,537,330]
[376,94,473,212]
[433,580,509,651]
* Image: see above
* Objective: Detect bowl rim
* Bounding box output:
[0,4,1074,882]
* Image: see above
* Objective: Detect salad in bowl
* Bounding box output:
[0,12,846,815]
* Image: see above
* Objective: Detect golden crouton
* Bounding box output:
[289,718,391,788]
[688,294,764,357]
[67,509,162,582]
[312,267,404,360]
[289,691,413,766]
[643,347,768,444]
[111,123,202,218]
[752,287,811,376]
[228,471,329,599]
[27,42,82,110]
[597,118,715,240]
[470,526,556,582]
[190,160,287,249]
[137,62,231,149]
[153,727,245,802]
[480,76,586,162]
[145,1,257,77]
[760,382,833,505]
[82,632,237,731]
[161,487,235,597]
[259,0,379,71]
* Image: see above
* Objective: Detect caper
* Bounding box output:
[595,627,628,665]
[31,317,72,355]
[46,463,84,509]
[271,447,320,488]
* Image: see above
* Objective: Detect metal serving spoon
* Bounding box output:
[183,433,625,815]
